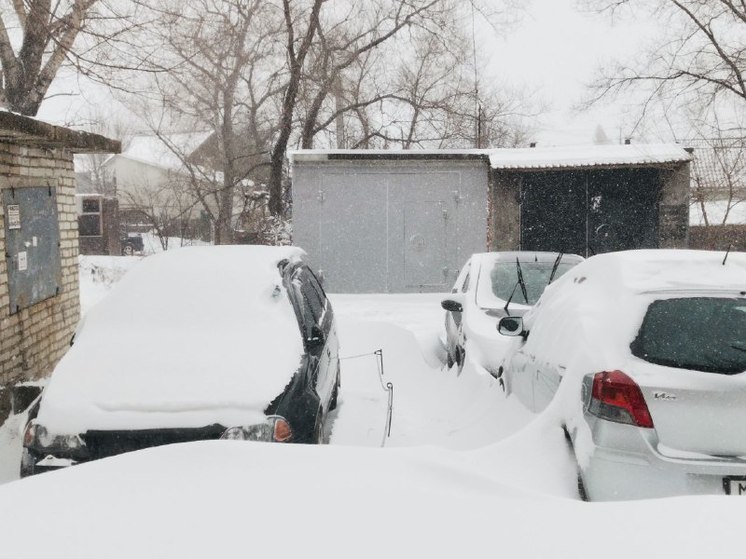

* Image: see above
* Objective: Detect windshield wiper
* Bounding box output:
[516,258,529,304]
[548,251,564,285]
[503,280,520,315]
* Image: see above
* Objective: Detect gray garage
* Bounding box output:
[290,144,692,294]
[290,151,490,293]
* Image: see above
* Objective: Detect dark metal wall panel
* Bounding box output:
[2,186,62,313]
[520,168,661,257]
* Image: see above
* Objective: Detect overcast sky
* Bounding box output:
[486,0,657,145]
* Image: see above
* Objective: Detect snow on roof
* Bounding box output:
[487,143,692,170]
[38,245,307,433]
[116,131,212,171]
[289,144,691,170]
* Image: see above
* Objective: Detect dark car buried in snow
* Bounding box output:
[21,246,340,476]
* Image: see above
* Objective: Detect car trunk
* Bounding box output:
[636,365,746,456]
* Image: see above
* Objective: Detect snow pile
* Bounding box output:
[40,246,305,433]
[79,255,144,313]
[0,438,745,559]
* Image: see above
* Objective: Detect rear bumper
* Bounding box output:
[581,413,746,501]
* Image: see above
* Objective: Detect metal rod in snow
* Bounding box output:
[723,244,732,265]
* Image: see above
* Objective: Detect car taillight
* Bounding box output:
[588,370,654,428]
[272,417,293,442]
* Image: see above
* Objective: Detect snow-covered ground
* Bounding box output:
[1,252,745,557]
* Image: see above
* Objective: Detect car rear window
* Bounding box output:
[631,297,746,374]
[477,261,577,307]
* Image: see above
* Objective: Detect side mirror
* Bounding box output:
[497,316,524,337]
[441,293,465,313]
[307,324,326,350]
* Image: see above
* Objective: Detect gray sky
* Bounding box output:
[486,0,657,145]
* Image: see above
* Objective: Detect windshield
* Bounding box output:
[631,297,746,375]
[476,260,577,308]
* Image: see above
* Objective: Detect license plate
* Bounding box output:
[724,477,746,495]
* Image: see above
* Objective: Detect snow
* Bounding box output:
[38,246,306,433]
[690,199,746,225]
[3,251,746,556]
[488,143,692,170]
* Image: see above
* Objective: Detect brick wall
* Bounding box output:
[0,143,80,392]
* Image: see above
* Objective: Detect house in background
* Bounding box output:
[290,143,691,294]
[97,131,272,246]
[100,132,214,244]
[686,137,746,250]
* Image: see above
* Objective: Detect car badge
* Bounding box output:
[654,392,677,401]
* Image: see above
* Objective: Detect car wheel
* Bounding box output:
[563,426,588,501]
[577,471,589,502]
[329,370,340,411]
[446,349,455,369]
[455,345,465,373]
[122,243,135,256]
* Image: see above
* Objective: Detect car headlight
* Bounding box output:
[23,423,87,455]
[221,415,293,443]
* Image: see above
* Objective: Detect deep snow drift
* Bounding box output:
[1,253,745,557]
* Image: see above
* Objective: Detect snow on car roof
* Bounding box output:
[38,245,307,433]
[568,249,746,294]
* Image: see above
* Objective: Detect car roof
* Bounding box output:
[565,249,746,294]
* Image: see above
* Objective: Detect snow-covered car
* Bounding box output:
[441,251,583,372]
[497,249,746,501]
[21,246,340,476]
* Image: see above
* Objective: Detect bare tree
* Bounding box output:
[0,0,135,115]
[585,0,746,118]
[132,0,281,244]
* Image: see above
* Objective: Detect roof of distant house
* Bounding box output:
[685,138,746,193]
[107,131,212,171]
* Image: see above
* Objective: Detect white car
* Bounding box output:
[497,249,746,501]
[441,251,583,373]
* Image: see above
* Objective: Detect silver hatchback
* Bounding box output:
[498,249,746,501]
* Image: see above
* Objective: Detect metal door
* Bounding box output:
[403,200,448,289]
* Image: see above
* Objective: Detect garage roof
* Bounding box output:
[290,144,692,170]
[488,144,692,170]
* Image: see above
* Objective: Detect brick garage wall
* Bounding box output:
[0,143,80,395]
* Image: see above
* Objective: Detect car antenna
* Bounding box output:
[516,257,529,304]
[723,244,732,266]
[548,251,564,284]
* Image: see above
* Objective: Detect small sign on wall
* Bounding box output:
[17,251,27,271]
[7,204,21,229]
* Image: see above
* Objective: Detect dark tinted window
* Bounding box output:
[631,297,746,374]
[296,268,325,325]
